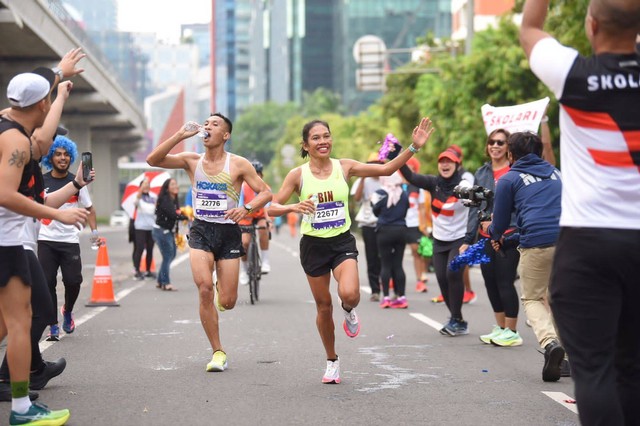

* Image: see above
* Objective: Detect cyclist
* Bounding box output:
[238,161,272,283]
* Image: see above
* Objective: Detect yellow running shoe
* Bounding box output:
[10,402,70,426]
[206,350,228,372]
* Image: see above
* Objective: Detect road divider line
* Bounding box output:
[410,313,444,332]
[41,254,189,353]
[270,239,299,258]
[171,252,190,267]
[541,391,578,414]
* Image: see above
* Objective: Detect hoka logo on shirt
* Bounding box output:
[196,181,227,191]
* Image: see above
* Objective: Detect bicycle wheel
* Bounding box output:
[248,240,258,304]
[254,246,261,302]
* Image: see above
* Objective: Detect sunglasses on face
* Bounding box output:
[488,139,506,146]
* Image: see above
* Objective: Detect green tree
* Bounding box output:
[412,18,552,173]
[300,88,346,117]
[231,102,298,166]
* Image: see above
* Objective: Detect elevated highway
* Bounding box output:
[0,0,146,217]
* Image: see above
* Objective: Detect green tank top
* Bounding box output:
[299,158,351,238]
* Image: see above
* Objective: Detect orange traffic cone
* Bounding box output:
[86,238,119,307]
[139,250,156,273]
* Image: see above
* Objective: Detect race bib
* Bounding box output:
[195,192,228,218]
[311,201,346,230]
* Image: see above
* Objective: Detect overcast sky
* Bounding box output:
[117,0,211,43]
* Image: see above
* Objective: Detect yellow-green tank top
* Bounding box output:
[299,158,351,238]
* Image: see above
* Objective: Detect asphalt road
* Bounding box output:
[0,225,578,425]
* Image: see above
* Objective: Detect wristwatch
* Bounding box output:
[243,204,253,213]
[52,67,64,80]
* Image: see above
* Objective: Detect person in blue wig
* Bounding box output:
[38,135,100,341]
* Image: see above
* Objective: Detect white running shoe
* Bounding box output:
[342,308,360,338]
[261,259,271,274]
[322,358,340,384]
[239,270,249,286]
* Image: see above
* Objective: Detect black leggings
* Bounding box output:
[133,229,155,272]
[432,238,465,319]
[376,226,407,297]
[480,242,520,318]
[0,250,55,379]
[361,226,381,294]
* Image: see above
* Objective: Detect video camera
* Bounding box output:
[453,185,494,222]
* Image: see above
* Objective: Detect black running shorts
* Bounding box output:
[0,246,31,288]
[188,219,245,260]
[299,231,358,277]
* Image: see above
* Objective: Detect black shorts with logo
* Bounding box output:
[299,231,359,277]
[0,246,31,288]
[188,219,245,260]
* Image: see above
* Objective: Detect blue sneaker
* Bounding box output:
[10,401,70,425]
[439,318,454,335]
[46,325,60,342]
[441,318,469,336]
[61,306,75,334]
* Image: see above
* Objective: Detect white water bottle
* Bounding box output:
[90,230,101,250]
[184,121,209,138]
[303,194,318,224]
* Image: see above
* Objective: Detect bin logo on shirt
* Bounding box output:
[317,191,334,203]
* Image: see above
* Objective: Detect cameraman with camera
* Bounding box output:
[486,131,565,382]
[460,129,522,348]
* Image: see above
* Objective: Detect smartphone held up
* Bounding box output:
[81,151,93,182]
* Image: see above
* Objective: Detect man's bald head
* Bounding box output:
[589,0,640,37]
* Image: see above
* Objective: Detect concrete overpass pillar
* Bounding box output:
[89,136,118,219]
[64,124,116,219]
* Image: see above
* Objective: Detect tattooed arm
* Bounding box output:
[0,129,88,225]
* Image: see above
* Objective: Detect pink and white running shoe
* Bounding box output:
[322,358,340,384]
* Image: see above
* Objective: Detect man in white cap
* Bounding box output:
[0,48,88,426]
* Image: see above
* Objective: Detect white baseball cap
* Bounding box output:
[7,70,54,108]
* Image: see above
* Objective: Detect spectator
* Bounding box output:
[396,147,472,336]
[132,178,157,280]
[521,1,640,422]
[38,136,100,340]
[152,178,187,291]
[402,157,428,293]
[0,64,88,426]
[372,171,409,308]
[461,129,521,347]
[350,152,382,301]
[487,131,564,380]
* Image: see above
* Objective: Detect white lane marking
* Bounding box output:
[270,239,299,258]
[541,391,579,414]
[40,281,146,352]
[171,252,190,267]
[360,286,371,294]
[409,313,444,332]
[40,254,189,352]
